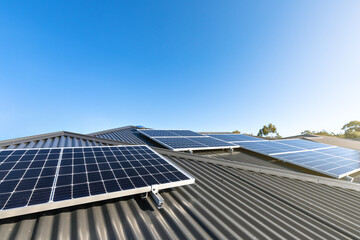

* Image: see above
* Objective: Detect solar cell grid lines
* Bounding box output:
[275,151,360,178]
[138,130,179,137]
[316,147,360,162]
[138,129,203,137]
[0,146,194,219]
[208,134,263,142]
[152,137,207,149]
[187,137,237,147]
[138,129,237,151]
[236,139,360,178]
[239,141,305,155]
[275,139,331,150]
[168,130,203,137]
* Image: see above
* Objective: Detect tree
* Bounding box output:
[301,130,336,136]
[257,123,280,138]
[342,120,360,138]
[232,130,240,134]
[301,130,312,135]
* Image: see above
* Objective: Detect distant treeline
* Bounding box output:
[233,120,360,139]
[302,120,360,139]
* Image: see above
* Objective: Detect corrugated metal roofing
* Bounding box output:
[198,150,297,171]
[1,130,360,239]
[0,131,130,150]
[89,126,164,148]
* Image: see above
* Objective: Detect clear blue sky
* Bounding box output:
[1,1,359,140]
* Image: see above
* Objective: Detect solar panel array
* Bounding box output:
[275,149,360,178]
[238,141,305,155]
[0,145,194,219]
[138,130,237,151]
[208,134,264,143]
[206,135,360,178]
[234,139,360,178]
[141,130,203,137]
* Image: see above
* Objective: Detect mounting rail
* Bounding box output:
[150,185,164,209]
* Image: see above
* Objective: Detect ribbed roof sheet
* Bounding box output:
[89,126,164,148]
[0,131,129,150]
[0,130,360,239]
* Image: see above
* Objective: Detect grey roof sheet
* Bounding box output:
[198,150,296,171]
[1,130,360,239]
[305,135,360,151]
[89,126,164,148]
[0,131,130,149]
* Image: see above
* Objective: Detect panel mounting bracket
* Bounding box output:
[140,192,148,199]
[344,176,354,182]
[150,185,164,209]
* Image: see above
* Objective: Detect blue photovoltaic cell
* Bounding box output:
[0,149,61,210]
[138,130,178,137]
[272,149,360,178]
[238,141,304,155]
[139,130,237,150]
[152,137,236,150]
[207,135,360,178]
[53,146,192,201]
[187,137,236,147]
[275,139,331,150]
[153,137,207,149]
[316,147,360,162]
[139,129,203,137]
[0,146,194,218]
[169,130,203,137]
[208,134,262,142]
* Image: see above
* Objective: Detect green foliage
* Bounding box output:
[342,120,360,138]
[301,130,336,136]
[232,130,240,134]
[257,123,280,138]
[301,120,360,139]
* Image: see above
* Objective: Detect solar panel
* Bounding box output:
[274,139,331,150]
[168,130,203,137]
[0,146,195,219]
[151,136,236,151]
[138,129,203,137]
[275,151,360,178]
[138,130,237,151]
[208,134,263,142]
[316,147,360,162]
[187,137,237,147]
[233,139,360,178]
[238,141,304,155]
[138,130,178,137]
[152,137,207,150]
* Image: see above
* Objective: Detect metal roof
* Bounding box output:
[89,126,164,148]
[0,131,131,150]
[1,130,360,239]
[305,135,360,151]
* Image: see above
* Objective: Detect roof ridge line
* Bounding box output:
[0,131,66,146]
[0,131,132,148]
[87,125,136,136]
